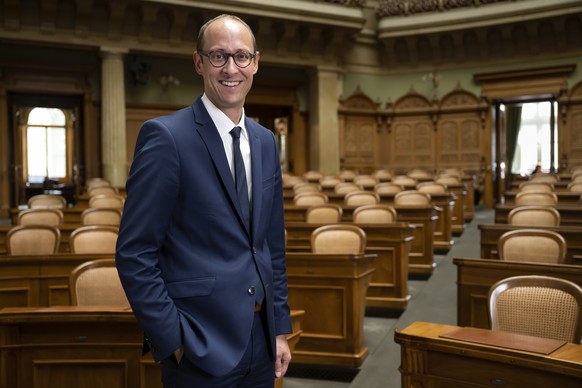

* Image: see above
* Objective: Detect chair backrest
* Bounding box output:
[514,191,558,206]
[338,170,357,181]
[87,177,112,190]
[293,192,328,206]
[571,175,582,183]
[530,174,560,184]
[17,208,64,226]
[303,170,324,182]
[372,169,392,181]
[518,181,554,193]
[394,190,431,206]
[7,225,60,255]
[88,185,119,197]
[69,259,130,307]
[407,169,433,180]
[311,224,366,254]
[282,175,304,188]
[88,194,125,209]
[567,182,582,193]
[498,229,567,264]
[81,208,123,226]
[69,225,119,254]
[391,175,417,187]
[319,176,344,189]
[344,190,380,206]
[334,182,362,194]
[352,204,397,224]
[435,175,461,186]
[488,275,582,343]
[28,194,67,209]
[374,182,403,195]
[305,204,343,223]
[353,175,378,189]
[293,182,322,194]
[416,181,447,194]
[507,205,560,227]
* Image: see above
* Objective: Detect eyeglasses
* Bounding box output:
[199,50,256,68]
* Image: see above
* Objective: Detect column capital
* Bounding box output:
[100,46,129,56]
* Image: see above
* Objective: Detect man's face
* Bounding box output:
[193,18,259,122]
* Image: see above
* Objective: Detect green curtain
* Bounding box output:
[506,104,522,177]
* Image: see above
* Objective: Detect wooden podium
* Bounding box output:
[0,306,304,388]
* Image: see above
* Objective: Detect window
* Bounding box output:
[20,107,74,184]
[510,101,558,176]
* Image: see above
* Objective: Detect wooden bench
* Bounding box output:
[285,221,413,309]
[285,252,375,367]
[285,204,437,274]
[479,223,582,265]
[454,257,582,329]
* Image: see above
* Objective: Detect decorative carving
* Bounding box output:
[377,0,511,17]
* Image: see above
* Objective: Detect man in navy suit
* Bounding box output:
[116,14,292,387]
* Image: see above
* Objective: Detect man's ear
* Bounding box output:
[252,51,260,75]
[193,52,203,75]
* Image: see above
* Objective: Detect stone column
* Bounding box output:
[100,47,128,187]
[308,66,343,176]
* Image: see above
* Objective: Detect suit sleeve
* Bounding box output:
[115,118,183,361]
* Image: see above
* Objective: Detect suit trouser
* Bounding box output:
[161,310,275,388]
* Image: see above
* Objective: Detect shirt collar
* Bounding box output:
[201,94,247,140]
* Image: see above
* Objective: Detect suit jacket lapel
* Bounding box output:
[192,100,250,235]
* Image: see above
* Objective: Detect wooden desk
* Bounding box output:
[503,190,582,205]
[0,306,304,388]
[285,252,375,367]
[285,222,413,309]
[454,257,582,329]
[285,204,437,274]
[395,321,582,388]
[495,204,582,226]
[0,253,113,308]
[479,223,582,265]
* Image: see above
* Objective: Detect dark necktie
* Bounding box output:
[230,127,250,231]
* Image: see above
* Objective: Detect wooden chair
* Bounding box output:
[353,175,378,190]
[311,224,366,254]
[17,208,63,226]
[518,181,554,193]
[435,175,461,186]
[498,229,567,264]
[352,204,397,224]
[319,176,344,190]
[293,182,322,194]
[282,175,304,188]
[344,190,380,206]
[372,169,392,181]
[416,181,447,194]
[303,170,324,182]
[6,225,60,255]
[567,182,582,192]
[87,185,119,197]
[407,169,433,180]
[305,204,343,223]
[374,182,404,195]
[514,191,558,206]
[69,259,130,307]
[394,190,431,206]
[87,177,112,190]
[81,208,123,226]
[488,275,582,343]
[293,192,328,206]
[391,175,417,187]
[334,182,362,195]
[507,205,560,227]
[88,194,125,209]
[69,225,119,254]
[28,194,67,209]
[338,169,357,181]
[530,174,560,184]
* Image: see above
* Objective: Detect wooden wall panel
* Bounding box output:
[563,81,582,169]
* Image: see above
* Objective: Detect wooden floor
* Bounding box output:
[284,205,494,388]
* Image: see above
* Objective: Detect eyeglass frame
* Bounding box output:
[198,49,257,68]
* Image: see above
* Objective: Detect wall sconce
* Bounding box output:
[422,71,441,89]
[159,73,180,90]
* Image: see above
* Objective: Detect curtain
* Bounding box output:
[506,104,522,176]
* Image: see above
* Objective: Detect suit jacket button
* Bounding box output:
[248,287,256,295]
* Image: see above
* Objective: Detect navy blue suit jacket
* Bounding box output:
[115,97,292,376]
